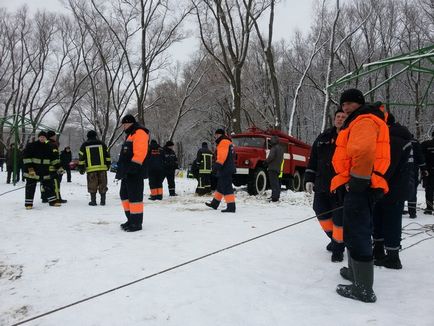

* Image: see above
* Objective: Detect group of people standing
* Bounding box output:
[305,88,434,303]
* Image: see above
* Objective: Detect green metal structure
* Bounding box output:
[329,44,434,136]
[0,115,55,186]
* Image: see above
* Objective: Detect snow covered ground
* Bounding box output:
[0,171,433,326]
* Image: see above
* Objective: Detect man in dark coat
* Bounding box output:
[162,140,179,196]
[265,135,284,202]
[46,130,66,204]
[421,131,434,214]
[195,142,213,196]
[403,138,427,218]
[372,114,412,269]
[148,139,165,200]
[305,109,347,262]
[60,146,72,182]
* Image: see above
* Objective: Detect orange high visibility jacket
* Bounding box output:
[330,113,390,193]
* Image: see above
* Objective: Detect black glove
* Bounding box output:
[127,162,142,175]
[348,176,370,193]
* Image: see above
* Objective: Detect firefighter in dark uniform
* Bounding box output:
[78,130,111,206]
[305,109,347,262]
[46,130,67,203]
[373,113,412,270]
[163,140,179,196]
[23,131,60,208]
[148,139,165,200]
[421,131,434,214]
[195,142,213,196]
[116,114,149,232]
[265,135,284,202]
[206,129,236,212]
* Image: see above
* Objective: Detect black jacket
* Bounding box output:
[265,136,284,172]
[163,146,178,171]
[381,122,412,203]
[148,141,165,174]
[23,140,57,178]
[60,150,72,169]
[195,145,213,174]
[421,138,434,173]
[305,127,338,193]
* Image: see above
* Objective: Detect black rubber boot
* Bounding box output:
[120,211,131,230]
[326,241,333,252]
[89,193,97,206]
[336,260,377,303]
[125,215,143,232]
[205,198,220,210]
[221,202,236,213]
[340,254,354,282]
[100,193,106,206]
[156,194,163,200]
[375,249,402,269]
[373,240,386,261]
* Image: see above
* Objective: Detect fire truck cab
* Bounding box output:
[231,127,311,195]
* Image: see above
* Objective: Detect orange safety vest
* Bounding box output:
[330,113,390,193]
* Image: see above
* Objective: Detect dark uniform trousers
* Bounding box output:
[120,174,144,226]
[313,190,344,253]
[268,170,281,201]
[196,173,212,195]
[213,174,235,206]
[165,170,176,195]
[424,174,434,212]
[343,190,375,261]
[373,200,404,250]
[87,171,108,194]
[149,171,164,198]
[26,178,57,206]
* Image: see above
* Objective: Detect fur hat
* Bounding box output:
[165,140,174,147]
[46,130,56,138]
[339,88,365,106]
[121,114,136,124]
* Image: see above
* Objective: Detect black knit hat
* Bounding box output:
[38,130,47,138]
[121,114,136,124]
[215,128,225,135]
[339,88,365,106]
[202,142,208,147]
[46,130,56,138]
[165,140,174,147]
[87,130,97,139]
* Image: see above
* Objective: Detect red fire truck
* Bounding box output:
[231,127,311,195]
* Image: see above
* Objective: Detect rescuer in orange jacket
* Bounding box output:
[331,89,390,303]
[116,114,149,232]
[205,128,236,212]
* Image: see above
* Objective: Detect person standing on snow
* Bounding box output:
[330,89,390,303]
[162,140,179,196]
[60,146,73,183]
[23,131,60,208]
[46,130,67,204]
[205,129,236,213]
[148,139,165,200]
[372,113,412,270]
[421,131,434,215]
[116,114,149,232]
[195,142,213,196]
[78,130,111,206]
[265,135,284,202]
[305,109,347,262]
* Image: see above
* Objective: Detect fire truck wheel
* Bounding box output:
[247,168,267,195]
[292,170,304,192]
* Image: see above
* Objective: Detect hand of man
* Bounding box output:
[28,168,36,177]
[57,168,65,175]
[305,182,314,194]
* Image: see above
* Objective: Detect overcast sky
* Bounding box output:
[0,0,320,62]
